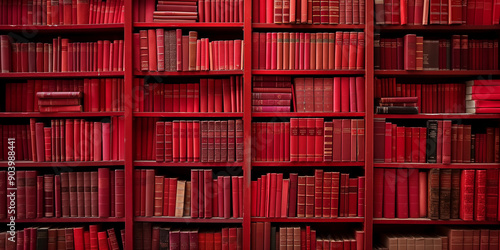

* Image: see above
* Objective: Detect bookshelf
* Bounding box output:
[0,0,499,249]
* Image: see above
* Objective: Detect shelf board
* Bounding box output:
[251,217,364,223]
[0,24,124,32]
[373,218,500,225]
[375,25,500,32]
[252,162,364,167]
[252,70,365,75]
[0,72,124,79]
[374,70,500,77]
[374,163,500,169]
[252,112,365,118]
[252,23,365,30]
[0,112,124,118]
[134,70,243,76]
[133,112,243,118]
[133,22,244,30]
[0,161,125,167]
[135,217,243,223]
[0,217,125,223]
[374,113,500,119]
[134,161,242,167]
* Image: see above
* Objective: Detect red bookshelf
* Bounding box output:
[0,24,125,32]
[2,0,499,249]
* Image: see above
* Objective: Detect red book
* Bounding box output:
[384,169,396,218]
[486,169,499,221]
[475,170,487,221]
[204,170,213,218]
[269,173,277,217]
[223,176,231,218]
[404,34,416,70]
[98,168,110,218]
[332,119,342,162]
[348,178,358,217]
[396,169,409,218]
[396,126,405,163]
[384,122,393,163]
[341,119,351,162]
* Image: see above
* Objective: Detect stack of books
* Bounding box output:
[153,0,198,23]
[37,92,82,112]
[375,97,419,114]
[466,80,500,114]
[252,76,292,112]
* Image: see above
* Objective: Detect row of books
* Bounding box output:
[134,169,243,218]
[375,35,499,70]
[252,119,365,162]
[0,169,123,219]
[374,168,500,221]
[252,224,364,250]
[251,171,365,218]
[3,79,125,112]
[374,79,466,114]
[0,36,124,73]
[466,80,500,114]
[0,226,123,250]
[37,91,83,112]
[374,0,500,25]
[135,223,243,250]
[134,29,243,72]
[378,229,500,250]
[133,119,243,162]
[253,76,293,112]
[374,97,419,114]
[254,0,366,24]
[0,0,124,25]
[152,0,200,23]
[133,76,243,113]
[0,118,124,162]
[252,31,365,70]
[374,119,500,163]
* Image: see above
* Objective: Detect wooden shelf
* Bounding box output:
[252,112,365,118]
[252,162,364,167]
[134,22,244,30]
[0,217,125,223]
[375,113,500,119]
[133,112,243,118]
[251,217,364,223]
[134,71,243,76]
[375,25,500,32]
[252,23,365,30]
[0,161,125,167]
[0,71,124,79]
[374,163,500,169]
[374,70,500,77]
[373,218,500,225]
[0,112,124,118]
[134,161,242,167]
[252,70,365,75]
[0,24,124,32]
[135,217,243,223]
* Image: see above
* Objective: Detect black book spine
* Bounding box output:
[376,106,419,114]
[426,120,438,163]
[270,227,277,250]
[36,228,48,250]
[159,228,170,250]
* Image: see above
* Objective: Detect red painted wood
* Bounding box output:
[252,162,364,167]
[251,217,364,223]
[252,70,365,75]
[374,163,500,169]
[135,217,243,223]
[376,25,500,32]
[0,72,124,79]
[253,24,365,30]
[134,22,244,29]
[252,112,365,118]
[134,70,243,76]
[0,112,124,118]
[375,70,500,76]
[374,218,500,225]
[133,112,244,118]
[0,218,126,223]
[134,161,243,167]
[0,161,125,167]
[375,114,500,119]
[0,24,124,32]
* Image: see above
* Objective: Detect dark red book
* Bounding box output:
[383,168,396,218]
[341,119,351,162]
[348,178,358,217]
[98,168,110,218]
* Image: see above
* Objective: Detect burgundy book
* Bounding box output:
[98,168,110,218]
